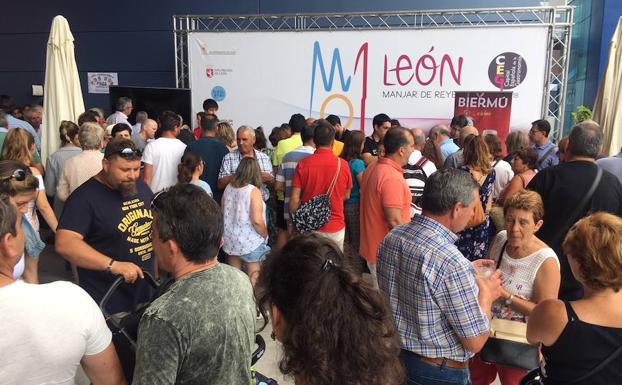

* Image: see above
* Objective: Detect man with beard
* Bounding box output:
[56,139,155,314]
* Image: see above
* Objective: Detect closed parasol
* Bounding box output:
[42,15,85,162]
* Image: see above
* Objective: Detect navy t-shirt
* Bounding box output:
[186,136,230,202]
[59,177,156,314]
[528,161,622,300]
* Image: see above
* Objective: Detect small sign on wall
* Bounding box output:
[87,72,118,94]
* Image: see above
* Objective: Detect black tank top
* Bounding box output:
[541,301,622,385]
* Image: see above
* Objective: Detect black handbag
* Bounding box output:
[479,319,539,370]
[291,159,341,234]
[479,241,540,370]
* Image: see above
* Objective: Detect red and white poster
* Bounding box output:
[454,91,513,144]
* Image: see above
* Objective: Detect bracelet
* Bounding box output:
[106,258,115,274]
[505,294,514,306]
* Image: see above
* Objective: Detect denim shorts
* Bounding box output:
[240,243,271,263]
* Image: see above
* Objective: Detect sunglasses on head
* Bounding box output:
[0,168,30,182]
[107,147,142,159]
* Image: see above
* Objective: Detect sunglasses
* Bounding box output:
[106,147,142,159]
[0,168,30,182]
[150,190,166,211]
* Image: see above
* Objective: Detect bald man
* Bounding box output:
[133,118,157,152]
[444,125,479,169]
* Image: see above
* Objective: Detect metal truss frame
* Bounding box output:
[174,6,573,139]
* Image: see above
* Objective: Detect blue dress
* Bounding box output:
[456,166,496,261]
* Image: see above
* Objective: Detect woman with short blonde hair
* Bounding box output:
[216,121,237,151]
[470,190,559,385]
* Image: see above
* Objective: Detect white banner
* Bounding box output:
[188,28,548,135]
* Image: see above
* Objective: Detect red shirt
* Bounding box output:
[292,148,353,233]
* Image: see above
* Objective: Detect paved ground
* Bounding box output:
[39,242,500,385]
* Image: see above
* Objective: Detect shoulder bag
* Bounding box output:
[291,159,341,234]
[465,170,491,229]
[549,166,603,247]
[535,146,557,169]
[479,241,540,370]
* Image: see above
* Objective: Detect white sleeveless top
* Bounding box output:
[13,255,25,280]
[222,184,266,256]
[490,230,559,322]
[25,174,45,231]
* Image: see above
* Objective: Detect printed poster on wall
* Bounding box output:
[187,27,548,135]
[454,91,513,144]
[87,72,118,94]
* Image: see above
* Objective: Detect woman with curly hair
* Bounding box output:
[528,212,622,384]
[256,233,404,385]
[456,134,496,261]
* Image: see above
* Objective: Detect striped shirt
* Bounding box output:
[403,150,437,216]
[377,214,490,361]
[276,146,314,220]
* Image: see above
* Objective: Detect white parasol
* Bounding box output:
[594,17,622,156]
[42,15,85,162]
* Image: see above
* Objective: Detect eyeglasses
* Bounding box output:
[529,129,541,135]
[150,190,166,211]
[0,168,30,182]
[106,148,142,159]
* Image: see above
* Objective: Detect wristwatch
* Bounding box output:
[505,294,514,306]
[106,258,115,274]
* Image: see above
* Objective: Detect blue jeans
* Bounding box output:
[401,350,472,385]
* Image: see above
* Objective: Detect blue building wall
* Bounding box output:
[598,0,622,82]
[4,0,608,123]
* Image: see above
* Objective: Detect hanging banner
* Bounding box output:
[188,27,548,135]
[454,91,513,143]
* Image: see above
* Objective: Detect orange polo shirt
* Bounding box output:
[359,157,411,264]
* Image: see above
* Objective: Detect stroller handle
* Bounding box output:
[99,270,160,317]
[252,334,266,366]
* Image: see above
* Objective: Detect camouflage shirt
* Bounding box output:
[133,264,255,385]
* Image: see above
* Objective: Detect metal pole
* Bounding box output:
[173,16,180,88]
[557,6,574,139]
[541,8,556,132]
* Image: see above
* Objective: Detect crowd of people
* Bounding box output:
[1,92,622,385]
